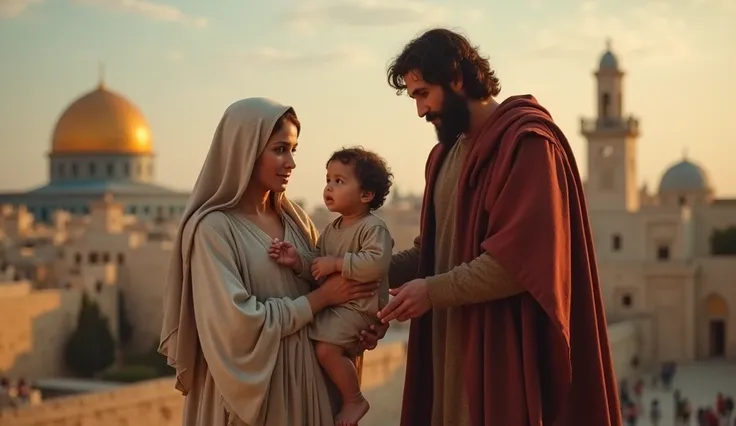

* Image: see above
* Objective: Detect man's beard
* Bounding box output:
[426,87,470,147]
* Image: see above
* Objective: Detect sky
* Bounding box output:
[0,0,734,209]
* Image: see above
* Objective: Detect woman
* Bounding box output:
[159,97,383,425]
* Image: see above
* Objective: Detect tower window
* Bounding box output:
[678,196,687,206]
[601,92,611,118]
[107,163,114,177]
[656,244,670,261]
[71,163,78,178]
[58,163,65,177]
[89,252,99,264]
[89,162,96,176]
[612,234,622,251]
[123,163,130,177]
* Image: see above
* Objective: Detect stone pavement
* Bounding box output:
[636,361,736,425]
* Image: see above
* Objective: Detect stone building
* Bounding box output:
[583,42,736,361]
[0,76,189,223]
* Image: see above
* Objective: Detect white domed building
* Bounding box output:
[581,42,736,363]
[0,77,189,223]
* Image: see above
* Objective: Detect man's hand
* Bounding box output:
[377,278,431,323]
[311,256,340,280]
[358,323,390,351]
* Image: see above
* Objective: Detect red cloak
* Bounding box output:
[400,95,622,426]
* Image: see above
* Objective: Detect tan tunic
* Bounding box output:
[300,213,392,355]
[389,138,525,426]
[185,211,338,426]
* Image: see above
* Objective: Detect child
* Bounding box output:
[268,147,393,426]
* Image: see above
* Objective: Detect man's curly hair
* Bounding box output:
[387,28,501,99]
[327,147,393,211]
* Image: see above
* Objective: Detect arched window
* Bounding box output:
[601,92,610,118]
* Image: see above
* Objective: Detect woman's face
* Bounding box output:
[252,120,298,193]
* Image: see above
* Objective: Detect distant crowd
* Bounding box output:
[0,377,39,408]
[619,362,735,426]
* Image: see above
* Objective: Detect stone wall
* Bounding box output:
[0,284,81,379]
[0,332,409,426]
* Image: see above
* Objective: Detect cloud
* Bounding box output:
[71,0,208,28]
[519,0,696,66]
[237,44,375,68]
[281,0,446,34]
[0,0,44,18]
[690,0,735,12]
[164,50,185,62]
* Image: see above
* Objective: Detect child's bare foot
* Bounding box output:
[335,397,370,426]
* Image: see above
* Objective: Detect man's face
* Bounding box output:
[404,70,470,147]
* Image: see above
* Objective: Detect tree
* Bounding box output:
[710,226,736,255]
[64,292,116,377]
[118,291,133,346]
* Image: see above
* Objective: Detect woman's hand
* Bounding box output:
[358,323,389,351]
[319,273,378,306]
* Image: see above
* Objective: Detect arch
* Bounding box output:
[704,293,728,318]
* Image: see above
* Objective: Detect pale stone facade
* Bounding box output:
[0,196,176,380]
[583,43,736,363]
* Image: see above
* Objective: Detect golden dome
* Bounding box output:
[51,83,153,155]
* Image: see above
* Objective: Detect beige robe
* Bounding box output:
[299,213,392,355]
[185,211,338,426]
[389,138,525,426]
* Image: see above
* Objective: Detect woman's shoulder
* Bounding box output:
[195,210,237,238]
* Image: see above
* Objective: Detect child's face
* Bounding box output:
[323,161,372,215]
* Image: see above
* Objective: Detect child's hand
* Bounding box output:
[268,238,299,268]
[311,256,340,280]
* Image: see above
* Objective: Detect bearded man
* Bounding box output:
[376,28,623,426]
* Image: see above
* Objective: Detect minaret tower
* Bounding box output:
[581,40,641,212]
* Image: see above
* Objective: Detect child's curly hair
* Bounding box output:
[326,147,393,211]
